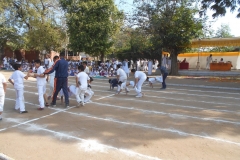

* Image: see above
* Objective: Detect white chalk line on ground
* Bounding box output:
[95,94,115,100]
[2,100,161,160]
[72,76,240,91]
[5,120,161,160]
[70,77,240,91]
[91,101,240,126]
[16,82,240,107]
[71,79,240,95]
[0,105,75,132]
[92,89,240,107]
[6,88,240,126]
[67,79,240,100]
[21,80,240,100]
[90,89,240,113]
[4,97,240,147]
[8,88,239,114]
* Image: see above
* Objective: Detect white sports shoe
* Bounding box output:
[81,102,85,106]
[136,94,142,98]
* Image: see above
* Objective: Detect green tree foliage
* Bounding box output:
[200,0,240,18]
[0,0,66,56]
[60,0,123,61]
[210,24,234,52]
[214,24,233,38]
[132,0,204,75]
[0,0,22,58]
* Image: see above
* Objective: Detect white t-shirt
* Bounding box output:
[49,61,55,77]
[44,58,51,66]
[84,66,90,74]
[36,66,46,86]
[135,71,147,80]
[3,57,7,64]
[9,70,26,89]
[77,72,90,89]
[0,73,6,89]
[117,68,127,80]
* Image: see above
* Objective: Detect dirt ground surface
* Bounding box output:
[1,71,240,160]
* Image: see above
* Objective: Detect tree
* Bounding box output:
[132,0,204,75]
[114,28,154,61]
[200,0,240,18]
[60,0,123,61]
[0,0,66,55]
[214,24,233,38]
[210,24,234,52]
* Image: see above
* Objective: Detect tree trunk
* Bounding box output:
[170,52,179,75]
[100,53,104,62]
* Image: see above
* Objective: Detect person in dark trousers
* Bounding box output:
[157,64,168,89]
[44,52,69,108]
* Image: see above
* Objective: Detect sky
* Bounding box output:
[114,0,240,37]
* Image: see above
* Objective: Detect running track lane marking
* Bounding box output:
[4,122,161,160]
[68,79,240,95]
[92,89,240,107]
[0,105,75,132]
[6,93,240,126]
[13,83,240,107]
[78,78,240,91]
[20,81,240,100]
[95,94,115,100]
[66,79,240,97]
[4,98,240,147]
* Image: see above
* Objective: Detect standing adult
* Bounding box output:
[154,60,159,70]
[206,54,212,70]
[136,59,141,71]
[3,56,8,69]
[157,64,168,89]
[44,54,51,69]
[131,69,147,98]
[47,56,59,100]
[116,64,129,94]
[123,59,129,77]
[83,61,90,75]
[162,55,167,68]
[44,52,69,108]
[148,60,153,75]
[0,72,7,120]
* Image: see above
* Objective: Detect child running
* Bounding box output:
[8,63,29,113]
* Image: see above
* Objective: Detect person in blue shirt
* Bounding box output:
[157,64,168,89]
[44,52,69,107]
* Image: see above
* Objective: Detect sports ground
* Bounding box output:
[1,71,240,160]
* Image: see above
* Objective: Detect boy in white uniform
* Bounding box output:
[83,61,90,75]
[8,63,29,113]
[32,59,48,110]
[76,65,90,106]
[0,73,7,120]
[131,69,147,98]
[147,76,163,88]
[60,83,94,104]
[116,64,129,94]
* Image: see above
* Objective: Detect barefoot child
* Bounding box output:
[8,63,29,113]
